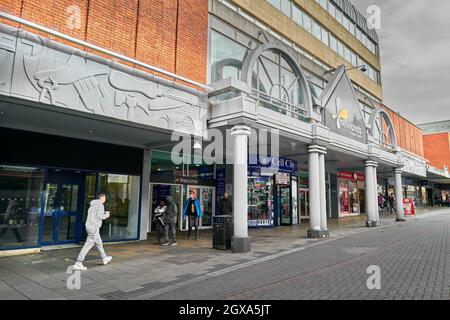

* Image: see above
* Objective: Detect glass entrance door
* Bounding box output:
[150,184,182,232]
[41,182,82,244]
[278,185,291,226]
[299,189,309,219]
[40,171,84,245]
[181,186,215,230]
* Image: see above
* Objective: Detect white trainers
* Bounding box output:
[102,256,112,266]
[73,262,87,271]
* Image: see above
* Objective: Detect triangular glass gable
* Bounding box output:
[320,66,367,143]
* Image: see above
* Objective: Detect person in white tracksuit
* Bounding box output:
[73,193,112,271]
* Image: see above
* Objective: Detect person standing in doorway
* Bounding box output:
[153,200,166,245]
[388,193,396,214]
[219,192,233,216]
[73,193,112,271]
[183,190,202,240]
[161,196,178,246]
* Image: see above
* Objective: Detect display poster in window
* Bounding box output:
[276,173,290,185]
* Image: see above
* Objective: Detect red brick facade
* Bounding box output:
[423,132,450,170]
[382,105,424,158]
[0,0,208,85]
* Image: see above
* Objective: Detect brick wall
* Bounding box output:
[382,105,424,158]
[423,132,450,170]
[0,0,208,85]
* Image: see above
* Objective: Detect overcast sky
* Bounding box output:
[352,0,450,124]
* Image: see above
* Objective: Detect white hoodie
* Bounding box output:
[85,199,109,228]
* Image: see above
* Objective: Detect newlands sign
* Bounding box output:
[321,66,367,143]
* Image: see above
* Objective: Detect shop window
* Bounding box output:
[0,166,44,248]
[98,174,140,241]
[248,176,274,227]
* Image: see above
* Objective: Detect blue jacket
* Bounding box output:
[183,198,202,218]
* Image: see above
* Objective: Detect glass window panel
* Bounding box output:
[328,3,336,17]
[337,40,344,56]
[268,0,280,10]
[336,9,343,24]
[351,51,357,66]
[321,29,329,46]
[349,23,355,35]
[292,5,303,27]
[343,16,350,31]
[312,21,321,40]
[98,174,140,241]
[303,13,312,33]
[280,0,291,17]
[0,166,44,247]
[329,34,337,52]
[210,30,248,82]
[344,46,351,62]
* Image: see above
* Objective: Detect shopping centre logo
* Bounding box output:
[332,97,363,138]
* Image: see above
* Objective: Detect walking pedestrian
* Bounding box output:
[183,190,202,240]
[0,200,24,243]
[161,196,178,246]
[73,193,112,271]
[153,200,166,245]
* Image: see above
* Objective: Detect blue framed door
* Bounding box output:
[40,171,85,245]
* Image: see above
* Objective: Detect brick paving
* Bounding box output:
[0,208,448,300]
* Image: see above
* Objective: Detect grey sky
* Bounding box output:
[352,0,450,124]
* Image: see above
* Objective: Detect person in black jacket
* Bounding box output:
[0,200,24,243]
[219,193,233,216]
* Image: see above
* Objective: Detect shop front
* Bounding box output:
[0,128,142,250]
[247,156,298,228]
[149,150,216,232]
[338,172,366,217]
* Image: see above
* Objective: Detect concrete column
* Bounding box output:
[231,125,251,253]
[308,145,329,238]
[394,168,406,221]
[139,148,151,240]
[373,165,380,222]
[365,160,379,227]
[319,151,328,232]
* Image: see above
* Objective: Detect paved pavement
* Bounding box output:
[0,208,448,300]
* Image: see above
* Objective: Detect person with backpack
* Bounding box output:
[153,200,166,245]
[161,196,178,246]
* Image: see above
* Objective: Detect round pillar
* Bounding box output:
[394,168,406,221]
[365,160,379,227]
[231,125,251,253]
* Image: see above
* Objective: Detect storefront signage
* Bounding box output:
[322,69,367,143]
[248,219,272,227]
[107,174,129,183]
[403,198,415,216]
[175,177,199,185]
[248,155,297,174]
[338,171,365,182]
[275,173,290,185]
